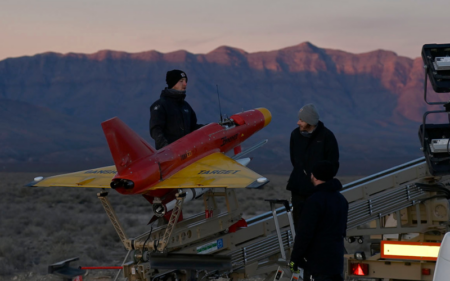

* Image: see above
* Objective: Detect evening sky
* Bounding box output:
[1,0,448,60]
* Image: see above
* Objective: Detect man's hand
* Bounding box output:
[289,261,300,273]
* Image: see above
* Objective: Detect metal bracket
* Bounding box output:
[266,200,287,261]
[157,192,185,252]
[97,191,131,250]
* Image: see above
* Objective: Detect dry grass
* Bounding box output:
[0,172,361,280]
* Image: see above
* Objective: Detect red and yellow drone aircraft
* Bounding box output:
[29,108,272,222]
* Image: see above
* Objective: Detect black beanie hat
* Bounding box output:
[312,161,336,182]
[166,70,188,89]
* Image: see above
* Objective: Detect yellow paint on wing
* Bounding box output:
[76,177,96,186]
[32,165,116,188]
[151,152,263,190]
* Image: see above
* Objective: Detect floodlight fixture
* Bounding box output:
[419,44,450,176]
[422,43,450,94]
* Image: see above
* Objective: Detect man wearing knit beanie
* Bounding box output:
[298,103,319,129]
[166,70,188,90]
[290,160,348,280]
[149,69,203,149]
[286,103,340,234]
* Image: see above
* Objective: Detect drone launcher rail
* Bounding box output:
[95,158,450,281]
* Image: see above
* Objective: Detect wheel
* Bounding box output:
[357,237,364,244]
[347,237,355,243]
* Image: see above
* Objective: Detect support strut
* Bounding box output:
[157,192,185,252]
[97,191,132,250]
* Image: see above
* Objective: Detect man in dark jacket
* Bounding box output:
[150,70,203,149]
[287,104,339,231]
[290,161,348,281]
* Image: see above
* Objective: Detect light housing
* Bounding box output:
[354,251,366,260]
[422,43,450,93]
[350,262,369,276]
[422,268,431,276]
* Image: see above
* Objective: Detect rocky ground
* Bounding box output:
[0,172,362,281]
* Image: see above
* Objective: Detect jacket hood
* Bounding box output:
[310,121,324,137]
[314,178,342,193]
[161,88,186,102]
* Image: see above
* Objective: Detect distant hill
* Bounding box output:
[0,42,442,175]
[0,99,109,163]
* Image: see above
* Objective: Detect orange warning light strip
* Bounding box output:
[381,241,441,261]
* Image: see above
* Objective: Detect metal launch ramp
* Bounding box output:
[102,156,450,281]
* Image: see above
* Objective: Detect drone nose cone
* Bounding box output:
[256,108,272,127]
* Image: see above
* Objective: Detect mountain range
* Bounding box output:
[0,42,444,175]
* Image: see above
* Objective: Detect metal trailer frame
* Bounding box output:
[91,157,450,281]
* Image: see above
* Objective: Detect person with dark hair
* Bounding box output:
[150,70,203,149]
[286,103,339,231]
[289,160,348,281]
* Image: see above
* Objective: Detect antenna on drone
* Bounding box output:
[216,85,223,123]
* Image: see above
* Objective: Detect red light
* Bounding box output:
[422,268,431,275]
[350,263,369,276]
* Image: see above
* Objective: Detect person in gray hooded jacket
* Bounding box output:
[149,70,203,149]
[286,104,339,232]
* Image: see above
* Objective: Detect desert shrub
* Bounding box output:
[22,225,45,237]
[17,214,32,225]
[96,224,121,248]
[24,204,37,212]
[124,216,138,227]
[42,214,70,235]
[0,257,14,276]
[61,222,79,233]
[0,237,30,272]
[86,245,106,261]
[0,238,14,258]
[40,243,78,267]
[76,215,100,231]
[51,231,74,245]
[9,221,25,235]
